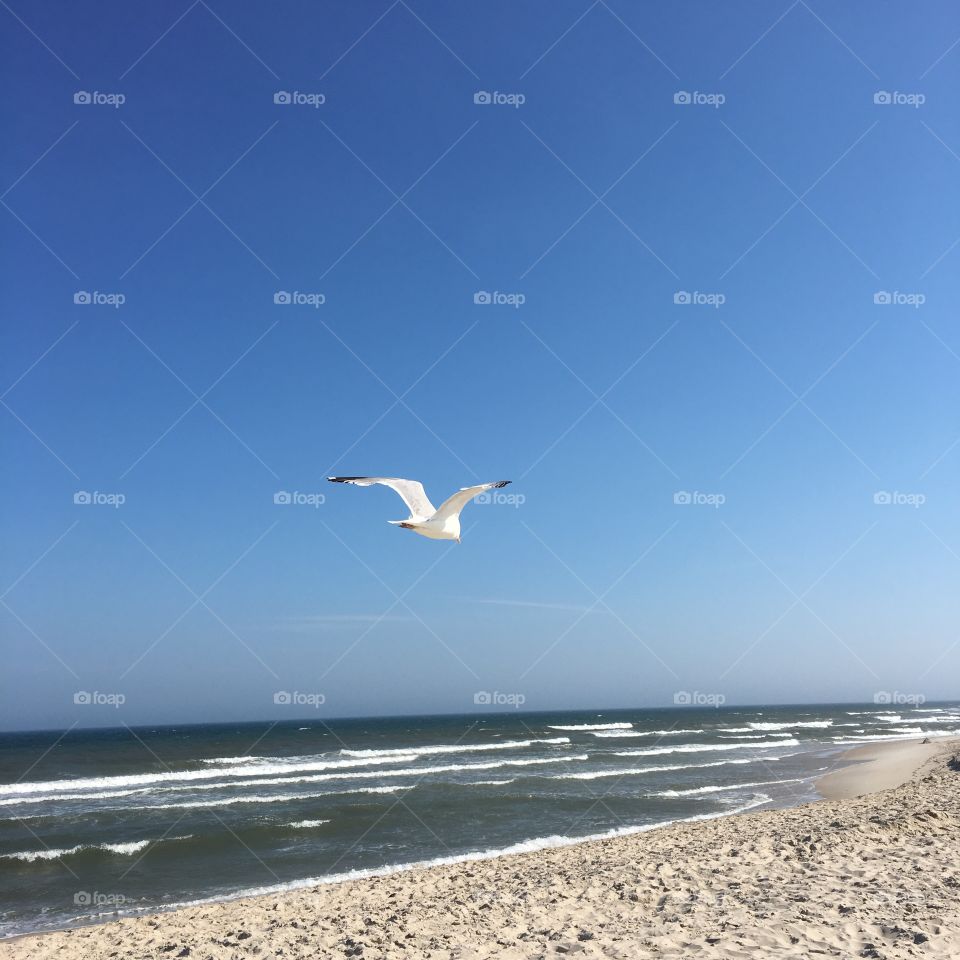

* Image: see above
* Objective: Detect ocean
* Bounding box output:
[2,701,958,938]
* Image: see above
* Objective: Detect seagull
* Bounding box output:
[327,477,511,542]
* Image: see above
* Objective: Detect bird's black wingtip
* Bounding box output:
[328,476,363,483]
[492,480,511,489]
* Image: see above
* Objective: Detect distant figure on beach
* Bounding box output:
[328,476,512,542]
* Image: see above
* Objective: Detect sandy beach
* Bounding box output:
[2,737,957,960]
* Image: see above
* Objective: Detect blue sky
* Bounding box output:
[2,1,959,730]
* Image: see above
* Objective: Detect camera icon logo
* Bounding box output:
[673,691,692,705]
[273,91,291,105]
[473,91,492,105]
[673,291,691,305]
[274,291,291,305]
[473,291,491,305]
[873,491,892,505]
[73,491,91,505]
[73,91,91,105]
[873,91,891,105]
[74,291,91,305]
[873,690,892,704]
[274,691,292,704]
[673,491,692,505]
[673,91,691,105]
[873,291,891,305]
[474,691,492,704]
[273,491,292,505]
[74,691,92,704]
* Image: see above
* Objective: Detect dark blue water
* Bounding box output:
[2,702,958,937]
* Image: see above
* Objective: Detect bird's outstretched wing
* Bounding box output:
[433,481,511,522]
[327,477,435,520]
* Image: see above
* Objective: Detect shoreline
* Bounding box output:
[815,736,948,799]
[2,736,957,958]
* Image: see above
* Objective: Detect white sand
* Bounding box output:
[816,737,947,799]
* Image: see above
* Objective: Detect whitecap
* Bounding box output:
[613,740,798,757]
[340,737,569,759]
[591,729,703,738]
[547,723,633,731]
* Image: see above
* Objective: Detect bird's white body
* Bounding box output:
[389,516,462,541]
[327,477,511,542]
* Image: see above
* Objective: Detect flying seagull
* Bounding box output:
[327,477,511,542]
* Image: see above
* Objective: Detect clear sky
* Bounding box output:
[2,1,959,730]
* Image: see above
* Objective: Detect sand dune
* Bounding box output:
[2,738,957,959]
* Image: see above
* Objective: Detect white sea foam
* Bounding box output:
[131,756,591,810]
[547,723,633,731]
[545,758,759,780]
[287,819,330,829]
[2,840,151,862]
[720,721,831,732]
[651,778,803,797]
[0,787,149,807]
[200,756,266,765]
[471,779,515,786]
[197,754,588,790]
[103,840,151,855]
[613,740,798,757]
[0,754,421,800]
[590,729,703,738]
[2,845,84,862]
[0,755,587,809]
[146,786,414,810]
[339,738,569,759]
